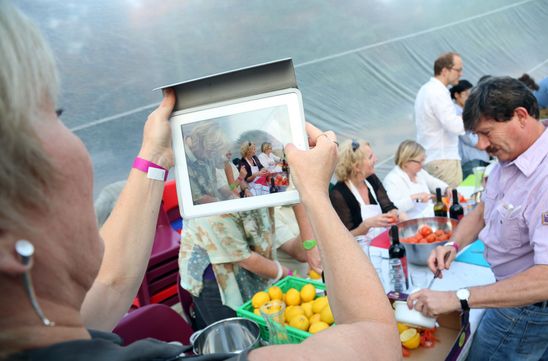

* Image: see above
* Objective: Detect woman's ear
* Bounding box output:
[0,236,32,276]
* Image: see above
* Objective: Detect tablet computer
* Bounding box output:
[170,88,307,219]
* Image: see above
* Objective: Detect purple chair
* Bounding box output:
[113,303,193,346]
[136,205,181,307]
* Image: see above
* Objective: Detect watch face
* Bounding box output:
[457,288,470,300]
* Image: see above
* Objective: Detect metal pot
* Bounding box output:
[189,317,261,356]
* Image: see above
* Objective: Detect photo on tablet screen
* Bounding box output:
[170,89,307,219]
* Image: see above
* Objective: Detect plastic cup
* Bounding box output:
[411,269,428,289]
[260,300,290,345]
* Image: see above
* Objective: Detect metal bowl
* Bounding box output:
[192,317,261,355]
[396,217,458,266]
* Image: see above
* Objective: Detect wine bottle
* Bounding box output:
[433,187,448,217]
[388,225,409,291]
[281,151,289,173]
[449,188,464,221]
[269,177,279,194]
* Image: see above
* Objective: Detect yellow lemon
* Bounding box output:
[320,304,334,325]
[400,328,420,350]
[260,300,283,315]
[253,308,260,316]
[289,314,310,331]
[397,323,409,334]
[309,269,322,280]
[251,291,270,309]
[300,284,316,303]
[301,302,313,318]
[309,321,330,334]
[309,313,321,324]
[267,286,283,301]
[285,288,301,306]
[285,305,304,322]
[312,296,329,314]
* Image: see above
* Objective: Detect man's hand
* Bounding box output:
[427,244,457,278]
[406,289,461,317]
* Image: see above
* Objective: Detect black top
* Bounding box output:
[8,329,250,361]
[238,156,264,182]
[329,174,397,231]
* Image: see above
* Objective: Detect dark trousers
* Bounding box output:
[192,278,236,327]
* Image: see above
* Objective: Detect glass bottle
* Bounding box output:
[449,188,464,221]
[260,300,290,345]
[433,187,448,217]
[388,225,408,290]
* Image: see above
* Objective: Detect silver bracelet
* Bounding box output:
[272,260,283,283]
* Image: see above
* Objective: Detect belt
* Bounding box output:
[532,301,548,308]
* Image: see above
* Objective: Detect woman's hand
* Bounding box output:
[138,88,176,169]
[411,192,432,203]
[364,213,396,228]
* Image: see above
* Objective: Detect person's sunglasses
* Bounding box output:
[351,139,360,152]
[55,108,64,117]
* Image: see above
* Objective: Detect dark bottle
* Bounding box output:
[388,225,409,291]
[449,188,464,221]
[433,187,448,217]
[269,177,279,194]
[281,151,289,173]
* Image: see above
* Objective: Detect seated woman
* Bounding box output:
[257,142,282,173]
[329,139,399,240]
[238,141,269,196]
[383,140,448,219]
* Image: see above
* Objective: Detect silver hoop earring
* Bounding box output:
[15,240,55,327]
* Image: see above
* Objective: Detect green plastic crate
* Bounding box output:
[236,276,326,344]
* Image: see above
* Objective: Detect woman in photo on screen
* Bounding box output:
[257,141,282,173]
[238,141,269,196]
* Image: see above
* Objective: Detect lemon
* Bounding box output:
[253,308,260,316]
[309,321,330,334]
[320,304,334,325]
[309,313,321,324]
[397,323,409,334]
[285,288,301,306]
[309,269,322,280]
[301,301,313,318]
[289,314,310,331]
[400,328,420,350]
[285,305,304,322]
[251,291,270,309]
[260,300,283,315]
[300,284,316,303]
[267,286,283,301]
[312,296,329,314]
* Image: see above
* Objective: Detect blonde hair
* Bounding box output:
[0,1,59,233]
[240,141,255,158]
[334,139,369,181]
[395,140,425,167]
[188,123,228,158]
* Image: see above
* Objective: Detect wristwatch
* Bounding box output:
[456,288,471,311]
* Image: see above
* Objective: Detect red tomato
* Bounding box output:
[402,347,411,357]
[426,234,437,243]
[419,226,433,237]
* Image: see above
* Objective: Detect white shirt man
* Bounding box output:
[415,52,465,187]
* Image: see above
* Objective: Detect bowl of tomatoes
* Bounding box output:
[396,217,458,266]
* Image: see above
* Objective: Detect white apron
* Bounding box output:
[346,180,385,242]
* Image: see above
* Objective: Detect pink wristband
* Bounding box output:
[287,269,293,276]
[446,241,460,252]
[132,157,168,181]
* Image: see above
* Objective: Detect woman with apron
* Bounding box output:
[239,141,270,196]
[329,139,400,243]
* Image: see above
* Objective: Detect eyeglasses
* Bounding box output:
[351,139,360,152]
[450,67,463,73]
[55,108,64,117]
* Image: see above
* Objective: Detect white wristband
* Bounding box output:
[272,260,283,283]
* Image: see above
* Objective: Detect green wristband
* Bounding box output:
[303,239,317,250]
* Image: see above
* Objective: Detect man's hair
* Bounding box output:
[434,52,459,76]
[517,73,539,91]
[394,140,425,168]
[462,76,540,131]
[450,79,473,100]
[0,0,59,233]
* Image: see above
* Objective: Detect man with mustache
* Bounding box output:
[408,77,548,360]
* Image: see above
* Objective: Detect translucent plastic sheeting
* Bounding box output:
[17,0,548,197]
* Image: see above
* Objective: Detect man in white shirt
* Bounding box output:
[415,52,465,187]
